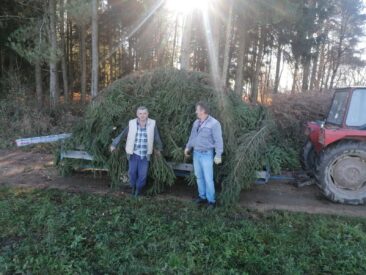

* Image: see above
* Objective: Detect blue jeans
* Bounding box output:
[193,150,215,203]
[128,154,149,194]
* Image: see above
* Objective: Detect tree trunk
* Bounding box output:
[291,58,299,94]
[309,43,320,90]
[234,25,246,96]
[329,60,341,89]
[0,48,3,77]
[329,31,345,89]
[171,14,179,67]
[35,60,43,108]
[91,0,99,99]
[265,48,272,97]
[128,38,133,73]
[302,56,311,92]
[273,43,282,94]
[109,28,114,83]
[316,40,326,90]
[49,0,59,107]
[118,27,123,77]
[329,68,337,89]
[221,0,234,86]
[324,65,331,89]
[251,26,264,103]
[211,11,220,88]
[181,14,193,70]
[80,23,87,103]
[321,42,332,90]
[135,39,139,71]
[67,19,74,96]
[60,0,69,104]
[108,13,115,83]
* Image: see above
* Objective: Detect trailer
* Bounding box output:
[15,134,278,184]
[15,133,194,176]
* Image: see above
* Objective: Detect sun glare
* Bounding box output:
[166,0,210,13]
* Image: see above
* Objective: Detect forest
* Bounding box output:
[1,0,365,107]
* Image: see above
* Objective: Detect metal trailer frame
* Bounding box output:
[15,134,281,183]
[16,133,194,176]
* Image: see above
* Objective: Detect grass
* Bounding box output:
[0,188,366,274]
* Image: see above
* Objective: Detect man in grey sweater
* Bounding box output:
[185,101,223,207]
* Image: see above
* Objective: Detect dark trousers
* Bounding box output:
[128,154,149,194]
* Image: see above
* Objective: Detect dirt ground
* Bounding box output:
[1,149,366,218]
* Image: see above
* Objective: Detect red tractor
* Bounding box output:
[303,87,366,205]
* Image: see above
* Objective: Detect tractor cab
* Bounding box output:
[306,88,366,154]
[326,88,366,130]
[304,87,366,205]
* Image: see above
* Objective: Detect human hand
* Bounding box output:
[214,156,222,165]
[154,149,161,157]
[110,145,116,152]
[184,148,191,157]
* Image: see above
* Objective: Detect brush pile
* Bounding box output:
[0,98,82,148]
[59,68,283,205]
[268,91,333,152]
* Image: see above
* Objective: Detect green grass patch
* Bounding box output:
[0,187,365,274]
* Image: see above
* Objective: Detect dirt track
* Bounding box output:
[1,149,366,218]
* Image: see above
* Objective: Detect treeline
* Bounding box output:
[0,0,365,107]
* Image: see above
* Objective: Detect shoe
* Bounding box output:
[194,197,208,205]
[207,202,216,209]
[134,188,142,197]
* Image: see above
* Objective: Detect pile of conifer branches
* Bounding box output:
[59,68,278,205]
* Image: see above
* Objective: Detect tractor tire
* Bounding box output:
[315,141,366,205]
[301,140,316,177]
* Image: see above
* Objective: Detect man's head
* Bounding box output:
[195,101,210,120]
[136,106,149,122]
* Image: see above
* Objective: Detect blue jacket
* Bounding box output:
[186,115,224,158]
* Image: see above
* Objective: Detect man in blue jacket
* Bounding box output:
[110,106,162,196]
[185,102,224,207]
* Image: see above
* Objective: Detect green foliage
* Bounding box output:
[8,18,52,64]
[148,153,176,194]
[236,0,299,26]
[1,188,366,274]
[66,0,92,25]
[61,68,275,205]
[220,123,271,204]
[266,145,300,174]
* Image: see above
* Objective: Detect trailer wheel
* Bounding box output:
[316,141,366,205]
[301,140,316,176]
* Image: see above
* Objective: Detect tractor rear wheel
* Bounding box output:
[316,141,366,205]
[301,140,316,176]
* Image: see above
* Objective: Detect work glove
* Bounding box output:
[214,156,222,165]
[184,148,191,157]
